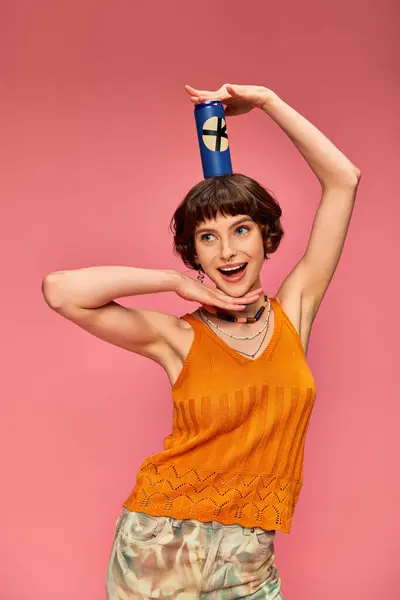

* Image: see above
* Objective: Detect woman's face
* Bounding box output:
[193,212,265,296]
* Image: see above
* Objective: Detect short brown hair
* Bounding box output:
[170,173,284,271]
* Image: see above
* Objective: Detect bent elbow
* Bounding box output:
[42,272,68,310]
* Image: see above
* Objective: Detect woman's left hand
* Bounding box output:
[184,83,278,116]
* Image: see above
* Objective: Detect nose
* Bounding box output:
[220,242,237,262]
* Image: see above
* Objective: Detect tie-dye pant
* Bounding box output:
[106,508,284,599]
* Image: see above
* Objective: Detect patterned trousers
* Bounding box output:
[106,508,284,599]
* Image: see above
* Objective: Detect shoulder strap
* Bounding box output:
[180,312,202,329]
[271,297,305,353]
[179,313,205,344]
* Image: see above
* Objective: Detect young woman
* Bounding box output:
[42,83,361,599]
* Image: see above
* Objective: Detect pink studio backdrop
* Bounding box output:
[1,1,398,599]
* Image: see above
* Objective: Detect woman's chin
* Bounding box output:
[217,279,258,298]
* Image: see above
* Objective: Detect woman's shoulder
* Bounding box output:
[178,309,201,329]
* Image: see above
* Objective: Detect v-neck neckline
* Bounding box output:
[182,297,281,365]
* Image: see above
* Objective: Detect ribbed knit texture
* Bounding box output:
[123,297,316,534]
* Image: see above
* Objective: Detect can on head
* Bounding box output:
[194,100,233,179]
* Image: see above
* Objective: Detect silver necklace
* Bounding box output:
[239,322,270,358]
[199,297,271,341]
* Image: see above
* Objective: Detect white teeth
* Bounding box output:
[220,263,246,273]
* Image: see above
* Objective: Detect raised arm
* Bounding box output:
[42,267,184,360]
[42,266,261,362]
[260,92,361,318]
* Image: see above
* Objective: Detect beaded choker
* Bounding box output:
[204,293,268,323]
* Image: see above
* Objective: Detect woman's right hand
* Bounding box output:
[174,273,263,311]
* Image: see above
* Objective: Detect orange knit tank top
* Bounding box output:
[122,297,316,534]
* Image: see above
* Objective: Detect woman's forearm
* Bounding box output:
[261,94,361,187]
[42,266,183,309]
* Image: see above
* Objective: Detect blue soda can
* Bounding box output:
[194,100,233,178]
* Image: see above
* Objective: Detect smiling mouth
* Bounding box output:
[218,263,248,276]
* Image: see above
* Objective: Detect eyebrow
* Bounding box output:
[196,217,253,236]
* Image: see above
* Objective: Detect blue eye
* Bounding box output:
[236,226,249,235]
[200,226,249,242]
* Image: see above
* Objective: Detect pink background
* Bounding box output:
[1,1,398,598]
